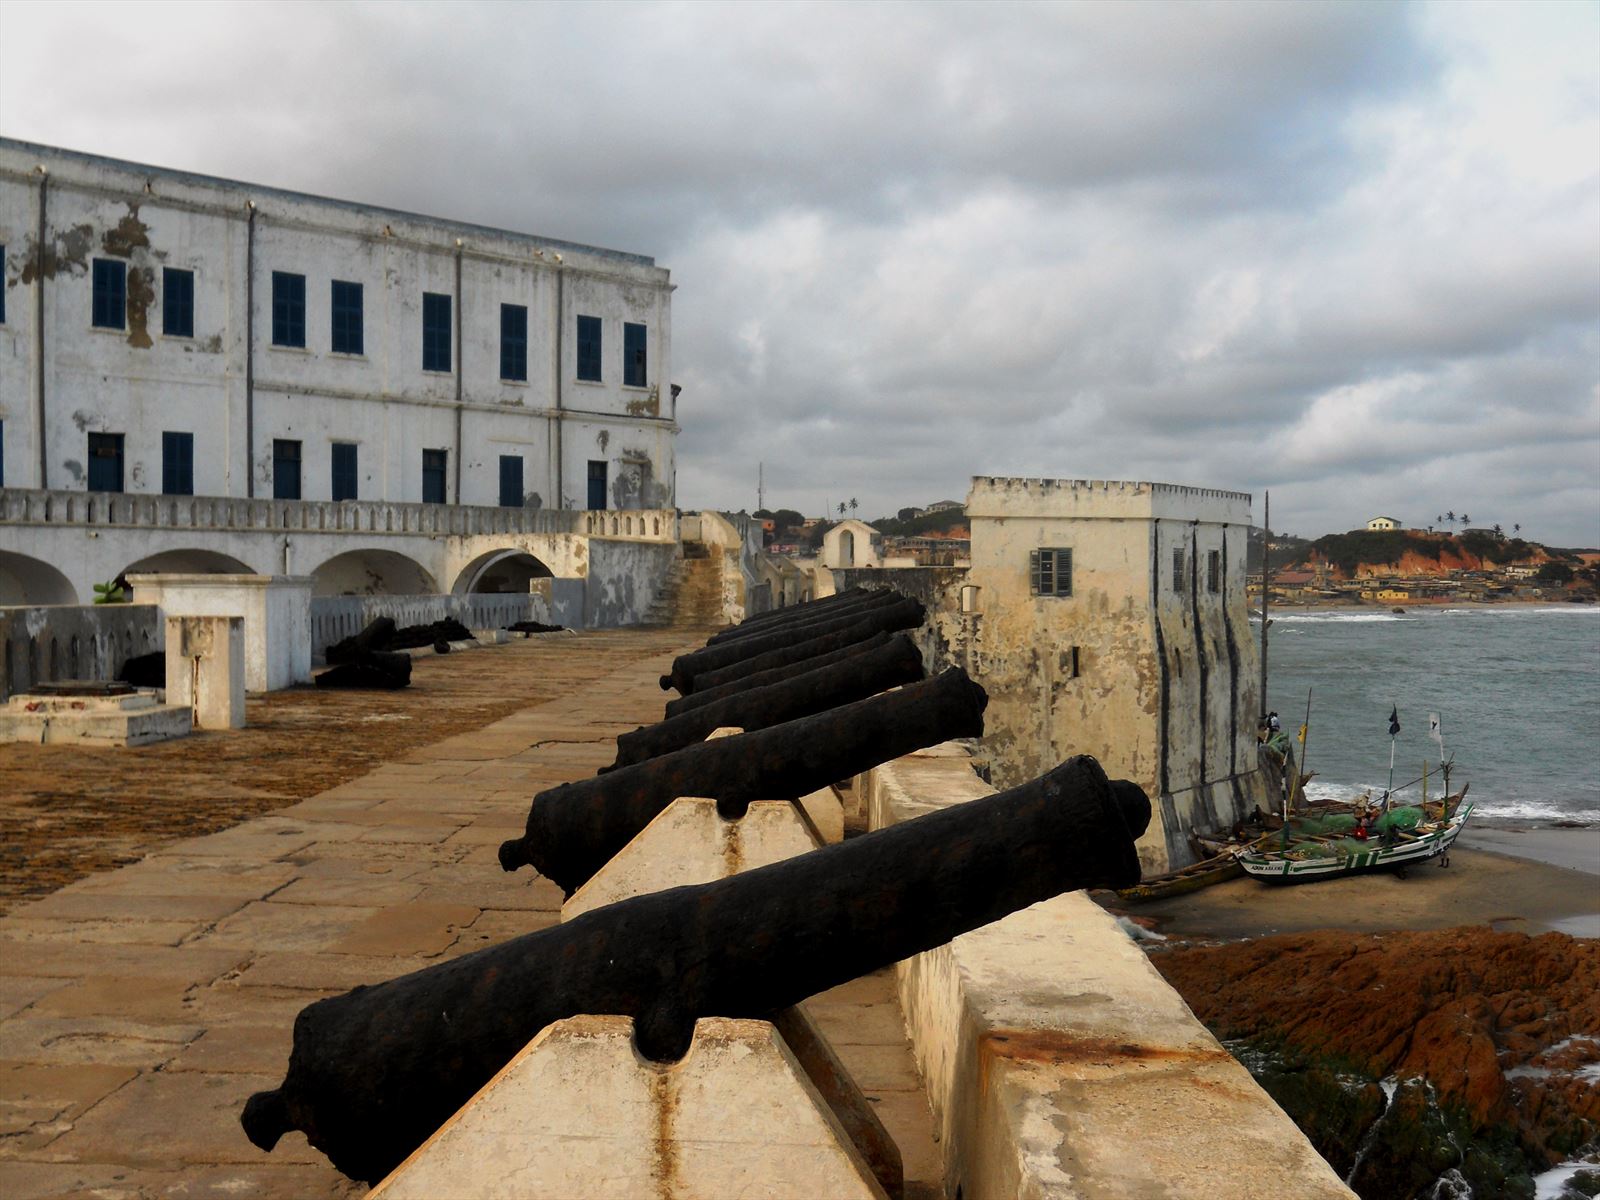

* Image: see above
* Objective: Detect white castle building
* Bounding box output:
[0,139,679,605]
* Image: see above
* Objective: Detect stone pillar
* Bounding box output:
[165,615,246,729]
[127,574,314,692]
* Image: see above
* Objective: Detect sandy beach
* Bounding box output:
[1120,829,1599,942]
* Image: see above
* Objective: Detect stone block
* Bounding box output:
[368,1016,887,1200]
[126,573,312,692]
[561,797,821,921]
[165,614,246,730]
[0,690,191,747]
[798,784,846,844]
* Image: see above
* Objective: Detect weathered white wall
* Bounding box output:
[125,573,311,692]
[861,746,1356,1200]
[964,477,1269,874]
[819,519,883,570]
[0,138,675,515]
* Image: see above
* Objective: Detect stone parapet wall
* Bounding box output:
[307,592,561,662]
[0,603,161,700]
[860,746,1355,1200]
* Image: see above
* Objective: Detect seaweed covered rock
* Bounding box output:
[1156,928,1600,1198]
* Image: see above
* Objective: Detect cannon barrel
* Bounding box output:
[684,607,924,697]
[661,595,924,694]
[606,633,926,771]
[664,630,897,718]
[705,588,902,646]
[711,586,873,635]
[500,668,986,894]
[243,755,1150,1183]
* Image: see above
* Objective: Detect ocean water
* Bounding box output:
[1256,606,1600,827]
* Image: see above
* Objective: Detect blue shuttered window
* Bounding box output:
[272,272,306,347]
[576,315,602,381]
[92,259,126,329]
[331,280,364,355]
[87,432,124,493]
[331,442,358,501]
[499,455,524,508]
[500,303,528,381]
[162,268,194,338]
[623,322,647,387]
[422,449,447,504]
[273,440,302,500]
[422,292,451,372]
[162,431,194,495]
[587,460,607,511]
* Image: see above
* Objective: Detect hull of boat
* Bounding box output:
[1238,804,1472,883]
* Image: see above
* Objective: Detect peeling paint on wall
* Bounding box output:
[15,223,94,283]
[61,459,84,482]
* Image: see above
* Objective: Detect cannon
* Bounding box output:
[500,668,987,894]
[704,587,902,646]
[242,755,1151,1183]
[684,607,925,695]
[605,633,926,771]
[663,630,898,718]
[660,595,925,694]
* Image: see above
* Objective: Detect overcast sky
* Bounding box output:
[4,1,1596,543]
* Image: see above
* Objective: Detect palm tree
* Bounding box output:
[848,498,858,515]
[1445,510,1456,524]
[1436,514,1444,526]
[838,501,847,517]
[1493,523,1503,538]
[1514,523,1521,535]
[1460,513,1471,528]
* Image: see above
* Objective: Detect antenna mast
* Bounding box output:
[758,462,765,513]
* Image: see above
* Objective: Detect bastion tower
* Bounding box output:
[962,476,1272,875]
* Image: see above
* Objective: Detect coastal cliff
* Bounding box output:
[1154,927,1600,1199]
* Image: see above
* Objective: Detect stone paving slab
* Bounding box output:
[0,628,948,1198]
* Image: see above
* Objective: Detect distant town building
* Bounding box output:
[1366,516,1401,531]
[925,499,963,514]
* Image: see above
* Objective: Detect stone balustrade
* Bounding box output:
[2,488,676,543]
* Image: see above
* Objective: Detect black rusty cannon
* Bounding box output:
[663,629,899,718]
[703,587,902,646]
[604,633,926,771]
[660,594,924,694]
[242,755,1151,1183]
[500,667,986,895]
[702,586,870,637]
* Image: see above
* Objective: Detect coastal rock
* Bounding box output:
[1155,927,1600,1197]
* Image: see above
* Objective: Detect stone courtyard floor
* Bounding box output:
[0,630,944,1199]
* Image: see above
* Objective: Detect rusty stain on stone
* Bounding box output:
[981,1028,1234,1070]
[719,813,742,876]
[626,392,660,417]
[125,266,155,348]
[649,1063,681,1199]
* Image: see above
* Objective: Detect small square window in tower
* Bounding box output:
[624,322,647,387]
[501,304,528,381]
[422,449,448,504]
[92,259,126,330]
[331,442,358,502]
[1029,547,1072,597]
[587,460,608,511]
[576,315,602,382]
[162,431,194,496]
[499,455,524,508]
[272,272,305,347]
[163,268,194,338]
[87,432,124,493]
[331,280,364,355]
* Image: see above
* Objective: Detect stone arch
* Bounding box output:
[308,549,440,597]
[839,530,856,568]
[122,548,257,579]
[0,551,81,605]
[452,548,555,595]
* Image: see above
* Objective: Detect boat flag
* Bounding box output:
[1388,705,1400,737]
[1428,713,1443,754]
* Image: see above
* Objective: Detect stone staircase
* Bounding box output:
[639,544,727,629]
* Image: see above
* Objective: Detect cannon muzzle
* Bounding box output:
[246,754,1150,1182]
